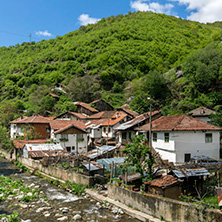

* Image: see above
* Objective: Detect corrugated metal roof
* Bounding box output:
[84,145,118,159]
[25,143,64,152]
[172,168,210,178]
[83,163,100,171]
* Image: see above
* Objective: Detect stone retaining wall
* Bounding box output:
[108,183,222,222]
[0,148,95,186]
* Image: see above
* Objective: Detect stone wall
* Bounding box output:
[108,184,222,222]
[0,148,96,186]
[18,156,95,186]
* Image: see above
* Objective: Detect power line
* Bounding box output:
[0,29,41,40]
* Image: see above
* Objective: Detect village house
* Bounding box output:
[136,114,222,164]
[73,101,99,116]
[188,106,216,123]
[54,111,88,122]
[90,99,114,112]
[115,110,161,145]
[85,111,132,146]
[53,123,88,154]
[144,175,182,200]
[49,119,88,154]
[116,106,139,119]
[10,115,88,155]
[10,115,52,140]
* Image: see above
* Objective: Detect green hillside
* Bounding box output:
[0,11,222,118]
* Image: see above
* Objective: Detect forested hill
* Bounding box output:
[0,11,222,119]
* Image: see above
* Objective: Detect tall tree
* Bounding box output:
[123,135,155,181]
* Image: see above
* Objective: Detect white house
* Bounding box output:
[53,123,88,154]
[136,114,222,164]
[101,112,128,139]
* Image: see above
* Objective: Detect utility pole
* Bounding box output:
[29,33,31,42]
[148,97,152,148]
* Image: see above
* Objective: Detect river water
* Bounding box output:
[0,157,139,221]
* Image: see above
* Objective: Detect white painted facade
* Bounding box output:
[10,124,24,139]
[54,133,88,154]
[152,130,220,164]
[102,126,114,138]
[89,127,102,139]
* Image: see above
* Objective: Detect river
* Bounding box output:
[0,157,139,221]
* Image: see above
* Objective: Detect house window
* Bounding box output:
[184,153,191,162]
[77,134,84,140]
[164,133,169,143]
[153,132,157,142]
[108,127,111,133]
[60,134,68,142]
[103,127,106,133]
[205,133,212,143]
[122,132,127,139]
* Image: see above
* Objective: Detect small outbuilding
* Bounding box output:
[144,175,181,200]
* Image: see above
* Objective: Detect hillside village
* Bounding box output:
[1,9,222,222]
[8,98,222,207]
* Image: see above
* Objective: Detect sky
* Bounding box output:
[1,0,222,47]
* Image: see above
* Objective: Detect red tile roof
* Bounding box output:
[87,111,125,119]
[74,101,98,113]
[144,175,179,187]
[188,106,216,117]
[136,114,222,131]
[117,107,139,118]
[10,116,28,123]
[50,120,86,130]
[55,111,88,120]
[10,115,51,124]
[102,113,127,126]
[85,119,106,128]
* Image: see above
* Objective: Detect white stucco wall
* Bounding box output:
[55,133,88,154]
[10,124,17,139]
[174,131,220,163]
[152,132,176,163]
[102,127,114,138]
[152,130,220,164]
[90,128,102,139]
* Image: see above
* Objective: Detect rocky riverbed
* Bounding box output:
[0,157,139,222]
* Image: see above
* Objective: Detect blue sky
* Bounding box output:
[1,0,222,47]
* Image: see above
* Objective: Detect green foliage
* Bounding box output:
[0,126,14,151]
[0,12,221,115]
[123,135,155,181]
[0,212,20,222]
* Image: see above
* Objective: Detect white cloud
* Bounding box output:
[78,14,100,26]
[130,0,174,14]
[170,0,222,23]
[35,30,52,37]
